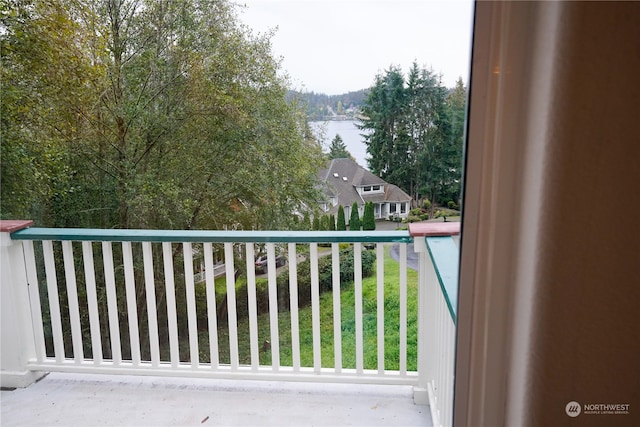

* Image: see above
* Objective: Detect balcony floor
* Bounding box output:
[1,372,431,426]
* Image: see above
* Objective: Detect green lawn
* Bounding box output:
[197,244,418,371]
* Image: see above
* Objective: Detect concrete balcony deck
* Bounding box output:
[1,372,431,426]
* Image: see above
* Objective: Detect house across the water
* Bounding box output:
[318,158,412,223]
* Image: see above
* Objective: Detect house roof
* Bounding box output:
[318,158,411,212]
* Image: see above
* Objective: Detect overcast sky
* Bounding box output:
[235,0,474,95]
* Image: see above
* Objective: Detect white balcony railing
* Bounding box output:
[0,220,458,426]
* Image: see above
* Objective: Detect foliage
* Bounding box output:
[213,245,418,370]
[362,201,376,230]
[328,214,336,231]
[289,89,368,121]
[213,247,376,322]
[327,134,352,160]
[336,205,346,231]
[0,0,324,230]
[359,63,466,209]
[349,202,361,230]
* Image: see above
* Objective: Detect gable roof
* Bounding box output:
[318,158,411,212]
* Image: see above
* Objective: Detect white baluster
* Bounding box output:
[102,242,121,365]
[288,243,300,371]
[354,242,363,374]
[183,242,199,368]
[224,243,239,370]
[43,241,65,363]
[122,241,141,366]
[310,243,321,372]
[82,242,102,364]
[62,241,83,363]
[399,243,407,375]
[245,243,259,369]
[162,242,179,368]
[23,240,46,362]
[331,243,342,373]
[376,243,385,374]
[142,242,160,367]
[204,242,219,369]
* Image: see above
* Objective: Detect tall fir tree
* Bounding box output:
[359,62,465,208]
[328,134,352,159]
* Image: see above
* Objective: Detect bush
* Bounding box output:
[435,207,460,218]
[211,247,377,323]
[349,202,361,230]
[447,200,459,210]
[407,215,423,223]
[409,208,423,216]
[276,247,375,310]
[362,201,375,230]
[422,199,431,210]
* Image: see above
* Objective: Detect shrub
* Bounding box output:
[362,201,375,230]
[407,215,423,223]
[349,202,361,230]
[409,208,423,216]
[336,206,346,230]
[208,246,378,324]
[447,200,459,210]
[422,199,431,210]
[277,247,375,310]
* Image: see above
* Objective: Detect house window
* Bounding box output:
[389,203,396,213]
[372,185,381,191]
[400,203,406,214]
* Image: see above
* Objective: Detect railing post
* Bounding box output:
[0,220,44,387]
[409,222,461,426]
[412,235,432,406]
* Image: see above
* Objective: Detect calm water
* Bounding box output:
[309,120,369,169]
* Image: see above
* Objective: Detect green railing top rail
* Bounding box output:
[426,236,459,325]
[10,227,413,244]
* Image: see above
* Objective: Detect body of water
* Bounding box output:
[309,120,369,169]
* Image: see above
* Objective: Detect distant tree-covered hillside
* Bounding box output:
[287,89,369,121]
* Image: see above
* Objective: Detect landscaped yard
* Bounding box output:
[193,244,418,371]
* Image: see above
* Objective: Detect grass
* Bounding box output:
[195,244,418,371]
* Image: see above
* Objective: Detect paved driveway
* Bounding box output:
[390,243,419,271]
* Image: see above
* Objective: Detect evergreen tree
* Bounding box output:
[313,216,321,231]
[328,134,352,159]
[362,202,376,230]
[328,214,336,231]
[302,211,312,231]
[336,205,347,231]
[349,202,361,231]
[359,63,465,208]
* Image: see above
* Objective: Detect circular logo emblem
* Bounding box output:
[566,401,581,417]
